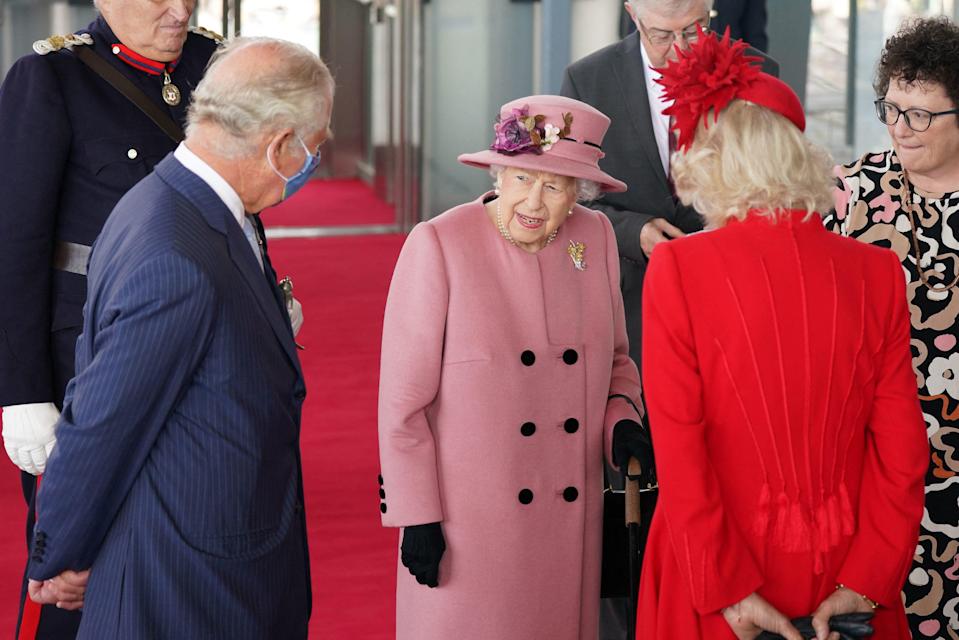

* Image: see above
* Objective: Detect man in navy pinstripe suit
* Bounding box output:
[23,37,334,639]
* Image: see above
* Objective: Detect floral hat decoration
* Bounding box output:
[458,95,627,193]
[655,27,806,152]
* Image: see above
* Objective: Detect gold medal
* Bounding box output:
[162,71,181,106]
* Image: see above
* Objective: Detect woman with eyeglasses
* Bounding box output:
[828,15,959,638]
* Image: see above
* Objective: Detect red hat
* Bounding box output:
[655,27,805,152]
[458,95,627,193]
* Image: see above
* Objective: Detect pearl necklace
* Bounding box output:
[496,200,559,249]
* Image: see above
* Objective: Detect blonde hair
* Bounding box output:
[671,100,834,228]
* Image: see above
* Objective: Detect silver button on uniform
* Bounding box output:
[127,148,138,160]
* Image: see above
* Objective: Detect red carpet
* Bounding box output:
[266,179,396,228]
[0,233,405,638]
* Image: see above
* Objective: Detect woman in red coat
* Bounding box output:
[636,31,928,640]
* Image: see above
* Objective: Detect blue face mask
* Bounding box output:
[267,135,321,201]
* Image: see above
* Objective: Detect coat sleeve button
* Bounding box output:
[564,418,579,433]
[521,350,536,366]
[520,422,536,437]
[518,489,534,504]
[380,503,388,514]
[563,487,579,502]
[378,474,384,486]
[562,349,578,365]
[379,488,386,499]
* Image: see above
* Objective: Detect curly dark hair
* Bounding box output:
[875,15,959,124]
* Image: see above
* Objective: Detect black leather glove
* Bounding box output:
[400,522,446,588]
[612,419,655,485]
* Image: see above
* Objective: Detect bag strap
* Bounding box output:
[74,46,184,143]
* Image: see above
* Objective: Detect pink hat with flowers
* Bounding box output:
[458,95,627,193]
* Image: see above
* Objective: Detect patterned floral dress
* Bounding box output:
[829,149,959,639]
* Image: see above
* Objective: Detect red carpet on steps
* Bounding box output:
[266,179,396,227]
[0,232,406,638]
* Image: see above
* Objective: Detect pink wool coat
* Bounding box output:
[377,194,643,640]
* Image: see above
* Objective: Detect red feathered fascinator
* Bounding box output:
[655,27,805,152]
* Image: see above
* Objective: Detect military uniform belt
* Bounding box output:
[53,241,92,276]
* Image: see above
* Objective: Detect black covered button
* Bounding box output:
[564,418,579,434]
[521,350,536,366]
[378,475,384,486]
[563,487,579,502]
[518,489,534,504]
[379,488,386,499]
[380,503,387,514]
[520,422,536,437]
[562,349,578,365]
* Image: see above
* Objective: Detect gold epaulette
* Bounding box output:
[32,33,94,56]
[189,26,225,44]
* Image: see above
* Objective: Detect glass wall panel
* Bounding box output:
[240,0,319,55]
[422,0,535,218]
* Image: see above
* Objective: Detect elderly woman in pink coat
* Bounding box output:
[377,95,649,640]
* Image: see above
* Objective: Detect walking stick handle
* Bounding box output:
[625,457,642,526]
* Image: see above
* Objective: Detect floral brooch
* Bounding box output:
[567,241,586,271]
[491,106,573,156]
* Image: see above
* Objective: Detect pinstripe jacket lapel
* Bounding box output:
[154,156,301,375]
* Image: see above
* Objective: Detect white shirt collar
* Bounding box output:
[640,43,673,176]
[173,143,245,227]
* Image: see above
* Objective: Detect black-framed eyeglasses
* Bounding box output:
[874,99,959,132]
[638,16,710,48]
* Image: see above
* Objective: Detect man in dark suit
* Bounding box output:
[712,0,769,52]
[24,37,333,639]
[561,1,778,637]
[0,1,222,636]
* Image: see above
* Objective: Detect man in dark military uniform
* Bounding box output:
[0,1,220,637]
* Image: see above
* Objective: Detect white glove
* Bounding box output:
[288,296,304,337]
[2,402,60,475]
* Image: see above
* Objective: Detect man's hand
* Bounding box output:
[288,296,304,337]
[28,569,89,611]
[811,587,875,640]
[2,402,60,475]
[722,592,803,640]
[640,217,685,257]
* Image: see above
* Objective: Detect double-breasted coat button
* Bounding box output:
[563,487,579,502]
[562,349,578,365]
[564,418,579,434]
[521,350,536,366]
[380,503,388,514]
[520,422,536,437]
[518,489,534,504]
[379,488,386,499]
[127,148,138,160]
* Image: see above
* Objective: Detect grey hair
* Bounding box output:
[186,37,335,157]
[489,165,602,203]
[629,0,714,19]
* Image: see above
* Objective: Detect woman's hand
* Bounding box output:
[811,587,875,640]
[722,592,803,640]
[400,522,445,588]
